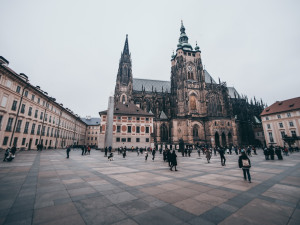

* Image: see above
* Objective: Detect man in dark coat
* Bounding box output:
[219,148,226,166]
[152,148,156,161]
[275,147,283,160]
[81,146,85,155]
[166,150,171,167]
[170,150,178,171]
[66,146,71,158]
[104,147,108,157]
[264,148,269,160]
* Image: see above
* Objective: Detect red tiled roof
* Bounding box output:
[260,97,300,116]
[99,102,154,116]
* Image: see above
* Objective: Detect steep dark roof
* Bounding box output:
[133,78,171,93]
[133,70,218,94]
[227,87,240,98]
[80,117,101,126]
[204,70,216,84]
[261,97,300,116]
[99,102,154,116]
[132,70,240,98]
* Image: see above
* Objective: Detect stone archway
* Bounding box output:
[222,132,227,147]
[215,132,220,147]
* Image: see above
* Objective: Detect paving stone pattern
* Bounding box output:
[0,149,299,225]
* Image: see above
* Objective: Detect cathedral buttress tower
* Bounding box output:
[114,35,133,104]
[171,21,204,117]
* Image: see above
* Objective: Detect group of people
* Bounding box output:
[65,145,92,158]
[264,145,299,160]
[62,143,299,184]
[162,149,178,171]
[3,145,17,162]
[81,145,91,156]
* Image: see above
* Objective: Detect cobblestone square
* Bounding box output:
[0,149,299,225]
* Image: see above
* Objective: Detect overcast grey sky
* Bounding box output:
[1,0,299,117]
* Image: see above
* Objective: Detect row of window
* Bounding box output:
[114,116,150,122]
[2,136,67,147]
[265,112,292,121]
[116,137,150,143]
[267,121,294,129]
[1,117,75,138]
[268,130,297,143]
[2,78,57,111]
[116,125,150,133]
[88,126,100,129]
[0,96,78,130]
[87,137,97,140]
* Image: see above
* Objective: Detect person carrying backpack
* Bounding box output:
[238,149,251,183]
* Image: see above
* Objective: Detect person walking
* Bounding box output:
[166,149,172,167]
[81,146,85,156]
[104,147,108,157]
[123,149,126,158]
[238,150,251,183]
[87,146,91,155]
[219,148,226,166]
[11,145,17,155]
[163,150,167,162]
[145,150,148,161]
[275,147,283,160]
[234,146,238,155]
[247,146,252,157]
[152,148,156,161]
[284,147,289,156]
[205,148,211,163]
[170,150,178,171]
[66,146,71,158]
[264,147,269,160]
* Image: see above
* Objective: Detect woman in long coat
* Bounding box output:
[170,150,178,171]
[238,150,251,183]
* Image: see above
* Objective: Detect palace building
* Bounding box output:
[113,22,264,148]
[261,97,300,147]
[0,56,87,150]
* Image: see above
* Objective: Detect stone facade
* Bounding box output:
[0,56,87,150]
[114,23,246,148]
[80,116,100,147]
[261,97,300,147]
[98,102,154,149]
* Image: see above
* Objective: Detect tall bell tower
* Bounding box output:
[114,35,133,104]
[171,21,205,117]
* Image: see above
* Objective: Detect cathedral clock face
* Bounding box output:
[187,66,193,72]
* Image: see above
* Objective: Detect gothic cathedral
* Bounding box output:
[114,22,261,148]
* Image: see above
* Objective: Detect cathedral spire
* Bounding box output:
[180,20,185,34]
[177,21,193,51]
[123,34,130,55]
